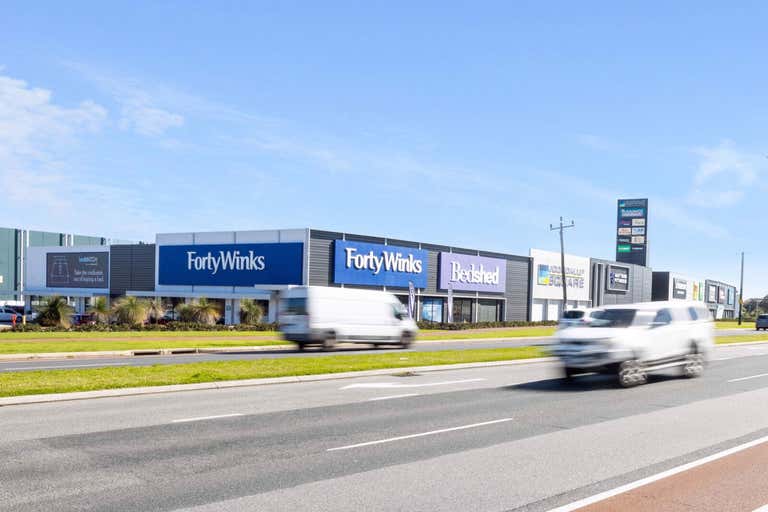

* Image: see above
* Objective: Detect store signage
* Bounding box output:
[673,278,688,300]
[46,251,109,289]
[333,241,427,288]
[616,198,648,266]
[438,253,506,293]
[530,249,591,302]
[718,287,726,304]
[606,264,629,292]
[158,243,303,286]
[727,288,735,306]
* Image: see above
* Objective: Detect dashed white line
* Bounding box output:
[1,362,129,371]
[327,417,514,451]
[341,378,486,390]
[728,372,768,383]
[546,434,768,512]
[367,393,419,401]
[171,413,244,423]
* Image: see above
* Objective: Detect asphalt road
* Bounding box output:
[0,327,763,372]
[1,343,768,511]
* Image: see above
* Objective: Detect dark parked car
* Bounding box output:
[757,314,768,331]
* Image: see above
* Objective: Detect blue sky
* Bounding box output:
[2,2,767,295]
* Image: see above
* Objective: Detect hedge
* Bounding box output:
[416,320,557,330]
[3,322,279,333]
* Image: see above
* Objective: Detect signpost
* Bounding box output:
[616,198,649,266]
[408,281,415,319]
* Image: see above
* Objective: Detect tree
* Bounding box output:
[175,303,196,323]
[240,299,264,325]
[191,297,221,325]
[146,298,166,324]
[112,296,150,326]
[36,296,75,328]
[89,296,111,324]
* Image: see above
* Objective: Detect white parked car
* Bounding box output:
[552,301,714,387]
[278,286,419,351]
[558,308,597,329]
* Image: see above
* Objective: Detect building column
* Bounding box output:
[232,299,241,325]
[268,293,278,323]
[24,296,32,315]
[76,297,86,314]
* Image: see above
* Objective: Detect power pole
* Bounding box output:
[738,251,745,325]
[550,217,575,312]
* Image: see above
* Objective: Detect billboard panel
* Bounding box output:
[530,249,590,302]
[606,264,629,292]
[46,252,109,289]
[438,253,506,293]
[616,198,648,266]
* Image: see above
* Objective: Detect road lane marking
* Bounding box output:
[327,417,514,451]
[340,378,486,390]
[728,373,768,383]
[546,434,768,512]
[1,362,130,371]
[171,413,244,423]
[367,394,419,401]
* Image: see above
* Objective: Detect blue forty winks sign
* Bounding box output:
[158,243,303,286]
[333,240,427,288]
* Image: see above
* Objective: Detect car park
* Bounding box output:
[756,314,768,331]
[552,301,714,387]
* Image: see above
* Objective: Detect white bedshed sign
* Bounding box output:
[530,249,591,302]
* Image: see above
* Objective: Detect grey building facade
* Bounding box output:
[704,279,738,319]
[590,258,653,307]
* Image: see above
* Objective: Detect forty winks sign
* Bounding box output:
[439,253,506,293]
[158,243,303,286]
[334,240,427,288]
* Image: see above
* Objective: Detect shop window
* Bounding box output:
[478,299,501,322]
[452,298,473,323]
[421,298,443,323]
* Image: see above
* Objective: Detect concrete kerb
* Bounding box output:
[0,356,558,407]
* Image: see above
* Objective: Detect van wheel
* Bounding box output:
[296,342,306,352]
[322,333,337,351]
[399,333,413,349]
[618,360,646,388]
[683,347,705,378]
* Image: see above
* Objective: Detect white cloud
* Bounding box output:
[119,101,184,136]
[687,140,766,209]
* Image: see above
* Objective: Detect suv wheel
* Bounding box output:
[618,360,647,388]
[683,349,705,378]
[563,366,576,381]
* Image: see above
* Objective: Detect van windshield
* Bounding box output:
[282,297,307,315]
[589,309,636,328]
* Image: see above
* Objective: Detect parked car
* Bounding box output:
[551,301,714,387]
[278,286,418,351]
[756,314,768,331]
[70,313,96,326]
[0,307,18,324]
[558,308,596,329]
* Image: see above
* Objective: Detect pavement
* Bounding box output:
[0,327,762,372]
[1,342,768,511]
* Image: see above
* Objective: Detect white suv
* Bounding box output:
[552,301,714,387]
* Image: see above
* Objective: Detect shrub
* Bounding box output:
[416,320,557,330]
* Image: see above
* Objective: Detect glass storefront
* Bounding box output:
[421,297,444,323]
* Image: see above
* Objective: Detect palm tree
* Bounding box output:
[89,296,111,324]
[240,299,264,325]
[36,296,75,328]
[175,303,196,323]
[146,298,166,324]
[112,296,150,326]
[192,297,221,325]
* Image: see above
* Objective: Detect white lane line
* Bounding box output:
[327,417,514,452]
[728,373,768,383]
[341,378,486,390]
[546,434,768,512]
[1,362,129,371]
[171,413,244,423]
[367,394,419,401]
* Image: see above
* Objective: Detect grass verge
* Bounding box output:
[0,338,286,354]
[715,335,768,345]
[0,347,546,397]
[0,330,280,340]
[715,321,755,330]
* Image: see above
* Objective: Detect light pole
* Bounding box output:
[738,252,745,325]
[550,217,575,312]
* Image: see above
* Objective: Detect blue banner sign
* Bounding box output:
[334,240,427,288]
[158,243,303,286]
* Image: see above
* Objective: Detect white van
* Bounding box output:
[278,286,419,351]
[552,301,714,387]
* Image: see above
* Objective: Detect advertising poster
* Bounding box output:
[708,285,717,303]
[606,265,629,292]
[672,278,688,300]
[616,198,648,266]
[718,287,726,304]
[46,252,109,289]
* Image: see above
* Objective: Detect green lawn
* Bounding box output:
[0,330,280,340]
[715,334,768,345]
[715,321,755,330]
[0,338,286,354]
[420,327,556,339]
[0,347,546,397]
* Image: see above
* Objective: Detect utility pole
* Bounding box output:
[550,217,575,312]
[738,251,745,325]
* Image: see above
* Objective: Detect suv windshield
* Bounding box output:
[589,309,636,328]
[759,315,768,321]
[562,311,585,319]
